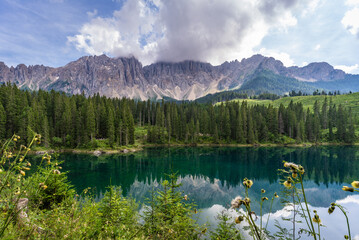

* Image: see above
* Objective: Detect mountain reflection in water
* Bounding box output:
[28,146,359,238]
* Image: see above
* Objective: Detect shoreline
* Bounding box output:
[29,142,358,155]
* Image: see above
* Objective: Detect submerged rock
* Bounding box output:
[93,150,102,156]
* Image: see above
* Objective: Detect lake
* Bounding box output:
[29,146,359,239]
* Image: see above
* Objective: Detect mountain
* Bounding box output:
[1,54,359,100]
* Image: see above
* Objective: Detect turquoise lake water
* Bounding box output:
[28,146,359,239]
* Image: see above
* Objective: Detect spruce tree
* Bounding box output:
[0,103,6,139]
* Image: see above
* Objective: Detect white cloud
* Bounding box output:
[68,0,301,65]
[68,0,159,64]
[314,44,321,50]
[342,7,359,36]
[345,0,359,6]
[335,64,359,73]
[87,9,98,18]
[258,48,295,66]
[301,0,321,16]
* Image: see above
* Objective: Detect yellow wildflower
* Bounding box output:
[283,180,292,189]
[274,192,279,198]
[235,216,244,224]
[312,210,321,224]
[243,179,253,188]
[261,197,268,201]
[261,189,265,193]
[243,197,251,207]
[298,165,305,174]
[342,186,354,192]
[328,206,335,214]
[351,181,359,189]
[20,170,25,176]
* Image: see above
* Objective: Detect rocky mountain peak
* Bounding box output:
[288,62,346,81]
[0,54,357,100]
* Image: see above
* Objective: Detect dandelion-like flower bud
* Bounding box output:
[22,167,30,171]
[328,206,335,214]
[39,183,48,190]
[231,196,243,209]
[184,195,188,201]
[351,181,359,189]
[20,170,25,176]
[283,178,292,189]
[53,169,61,175]
[312,211,321,224]
[342,186,354,192]
[243,178,253,188]
[201,228,207,234]
[261,197,268,201]
[298,165,305,174]
[292,171,298,178]
[283,162,299,170]
[261,189,265,193]
[345,235,349,239]
[235,216,244,224]
[274,192,279,198]
[242,178,248,187]
[26,162,31,167]
[243,197,251,207]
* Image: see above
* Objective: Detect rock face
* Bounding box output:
[0,54,354,100]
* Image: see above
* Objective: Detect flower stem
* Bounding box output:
[264,196,274,231]
[337,204,351,240]
[299,173,317,240]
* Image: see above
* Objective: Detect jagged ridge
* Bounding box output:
[0,54,356,100]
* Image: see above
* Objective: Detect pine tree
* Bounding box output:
[247,111,255,144]
[107,107,115,147]
[42,115,50,148]
[86,101,96,142]
[0,103,6,139]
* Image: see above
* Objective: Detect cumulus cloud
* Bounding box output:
[68,0,301,65]
[345,0,359,6]
[342,0,359,37]
[335,64,359,74]
[301,0,322,17]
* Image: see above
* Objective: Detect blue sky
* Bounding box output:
[1,0,359,73]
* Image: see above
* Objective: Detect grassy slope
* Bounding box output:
[219,92,359,114]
